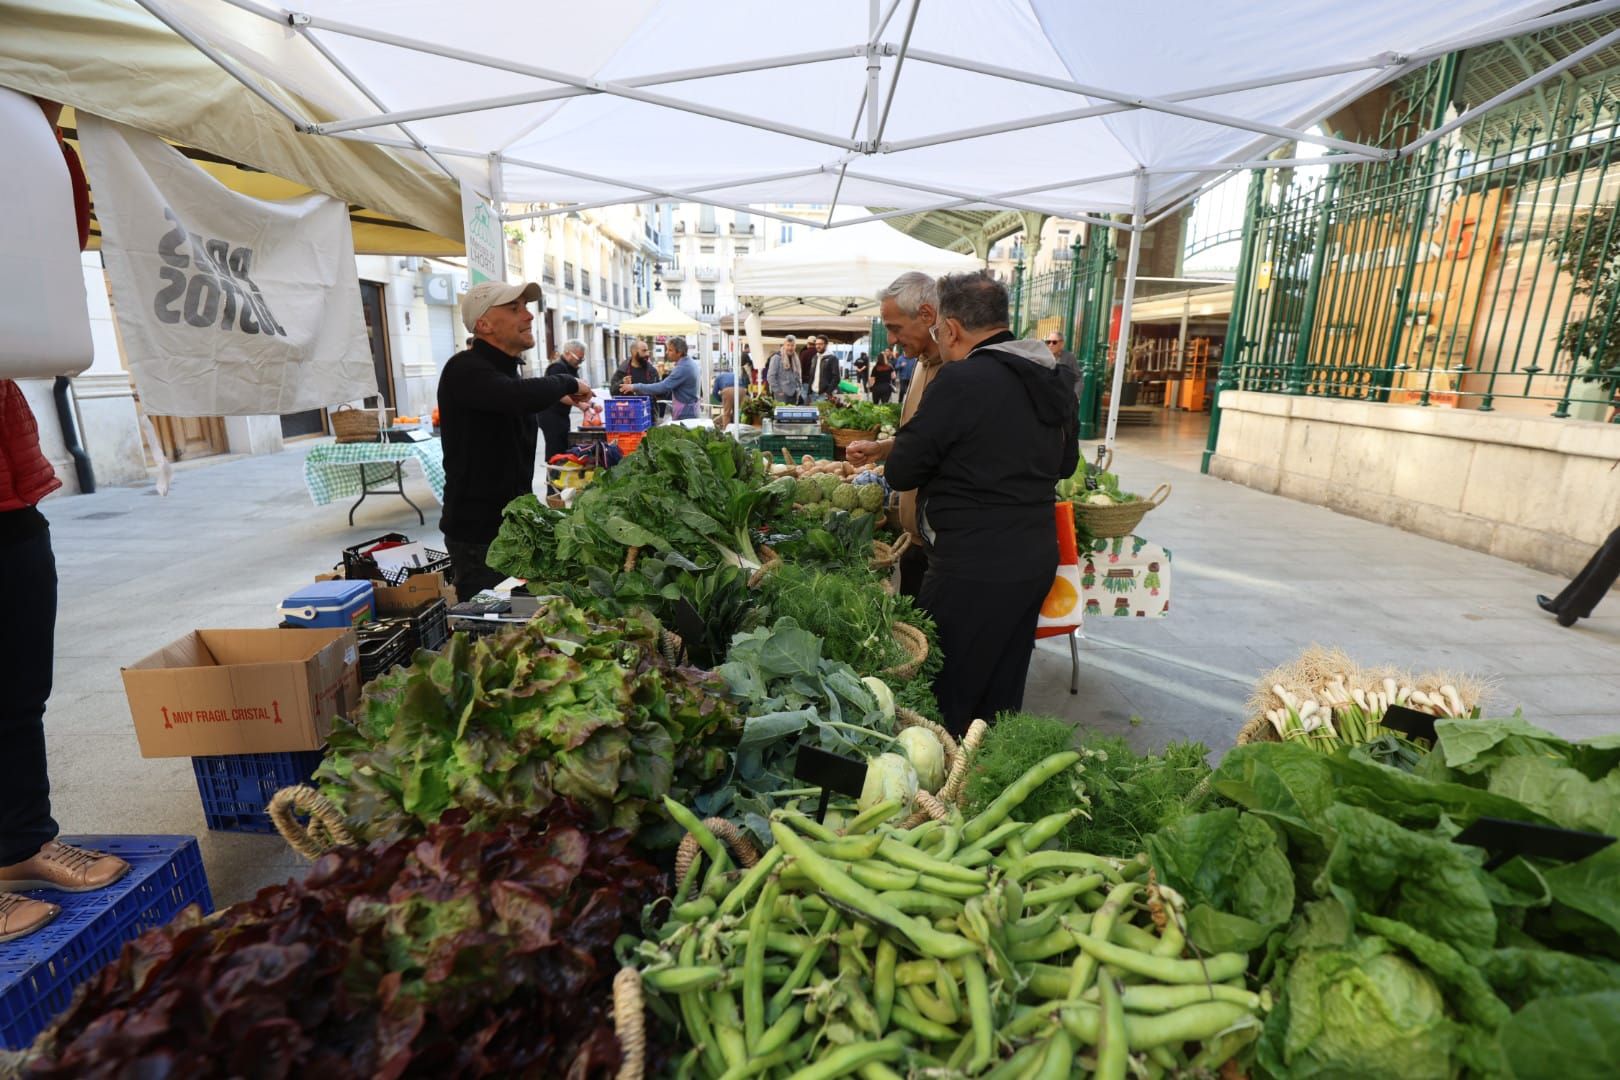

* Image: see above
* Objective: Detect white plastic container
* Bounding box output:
[0,87,92,379]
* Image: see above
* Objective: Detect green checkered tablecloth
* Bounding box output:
[303,439,446,506]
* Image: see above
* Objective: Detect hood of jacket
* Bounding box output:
[971,334,1075,426]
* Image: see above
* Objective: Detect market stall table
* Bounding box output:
[303,438,445,526]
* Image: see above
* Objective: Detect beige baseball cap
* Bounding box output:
[461,280,542,333]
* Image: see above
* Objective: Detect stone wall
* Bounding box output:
[1208,390,1620,577]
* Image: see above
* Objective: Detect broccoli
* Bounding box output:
[857,483,884,513]
[794,477,822,504]
[831,483,860,511]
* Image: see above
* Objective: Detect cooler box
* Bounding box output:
[278,580,376,629]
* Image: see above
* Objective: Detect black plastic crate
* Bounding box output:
[404,597,449,652]
[355,621,412,682]
[343,533,454,587]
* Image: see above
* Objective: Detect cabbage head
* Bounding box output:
[1281,935,1457,1080]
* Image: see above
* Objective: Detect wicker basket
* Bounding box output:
[1235,714,1279,745]
[894,717,987,829]
[881,620,929,681]
[331,404,382,444]
[1072,482,1170,539]
[827,425,878,451]
[869,531,912,572]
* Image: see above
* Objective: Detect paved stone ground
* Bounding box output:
[35,419,1620,905]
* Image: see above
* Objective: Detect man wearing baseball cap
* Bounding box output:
[437,281,592,599]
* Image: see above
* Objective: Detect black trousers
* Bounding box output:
[918,567,1052,737]
[446,537,505,602]
[1,526,59,866]
[1552,526,1620,619]
[898,543,928,600]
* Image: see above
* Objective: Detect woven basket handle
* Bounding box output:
[1145,483,1171,508]
[887,531,912,560]
[269,784,355,860]
[673,817,762,883]
[938,719,989,804]
[1095,448,1114,474]
[613,968,646,1080]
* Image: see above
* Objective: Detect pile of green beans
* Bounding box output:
[633,754,1266,1079]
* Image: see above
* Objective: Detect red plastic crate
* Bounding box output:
[0,835,213,1049]
[609,430,645,456]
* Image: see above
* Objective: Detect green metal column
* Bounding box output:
[1202,169,1267,474]
[1062,238,1084,352]
[1010,257,1027,337]
[1376,52,1460,402]
[1286,164,1343,395]
[1077,228,1115,440]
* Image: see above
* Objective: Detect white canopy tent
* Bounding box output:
[618,292,710,406]
[733,221,978,320]
[44,0,1620,444]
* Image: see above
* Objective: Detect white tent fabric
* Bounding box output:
[619,294,703,336]
[734,222,978,318]
[84,0,1602,222]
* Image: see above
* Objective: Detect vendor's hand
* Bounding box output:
[618,378,634,394]
[845,439,889,467]
[574,379,595,401]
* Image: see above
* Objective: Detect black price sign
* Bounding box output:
[1454,816,1616,871]
[794,744,866,823]
[1381,704,1438,744]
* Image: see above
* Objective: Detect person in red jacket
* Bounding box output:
[0,99,130,943]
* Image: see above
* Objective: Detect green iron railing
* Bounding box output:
[1011,235,1118,439]
[1229,62,1620,421]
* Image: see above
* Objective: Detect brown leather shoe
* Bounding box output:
[0,841,131,893]
[0,892,60,942]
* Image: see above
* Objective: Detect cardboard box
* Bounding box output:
[122,628,361,758]
[371,571,455,616]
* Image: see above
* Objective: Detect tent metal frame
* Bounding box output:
[135,0,1620,448]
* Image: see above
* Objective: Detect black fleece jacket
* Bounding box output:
[436,339,578,543]
[885,330,1079,580]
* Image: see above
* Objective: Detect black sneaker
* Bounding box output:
[1537,595,1578,627]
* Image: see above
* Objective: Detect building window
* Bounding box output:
[581,273,591,297]
[563,261,575,289]
[699,204,717,233]
[701,289,716,315]
[780,225,794,244]
[669,289,682,308]
[599,275,607,299]
[736,243,750,255]
[542,259,556,283]
[700,242,715,255]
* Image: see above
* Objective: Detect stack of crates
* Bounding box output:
[0,835,213,1049]
[605,396,652,456]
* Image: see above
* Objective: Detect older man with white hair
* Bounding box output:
[847,271,945,597]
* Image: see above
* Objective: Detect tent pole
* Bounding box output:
[130,0,315,131]
[1104,172,1147,452]
[733,309,742,429]
[489,151,508,283]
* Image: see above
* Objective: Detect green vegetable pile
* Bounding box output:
[488,425,795,578]
[699,618,898,847]
[630,755,1269,1080]
[755,564,927,677]
[314,600,739,849]
[964,715,1212,859]
[1151,715,1620,1078]
[821,399,900,432]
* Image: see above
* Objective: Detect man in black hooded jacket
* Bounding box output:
[886,272,1078,735]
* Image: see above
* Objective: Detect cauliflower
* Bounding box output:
[794,477,822,504]
[857,483,884,513]
[814,473,842,499]
[1082,491,1116,506]
[831,483,860,511]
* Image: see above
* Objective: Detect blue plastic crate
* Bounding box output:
[604,396,652,432]
[0,834,212,1050]
[190,750,326,834]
